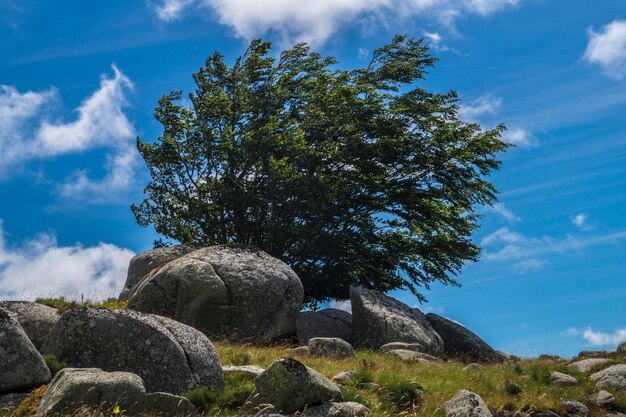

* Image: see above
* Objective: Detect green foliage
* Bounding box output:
[381,381,425,410]
[42,354,66,376]
[351,368,375,385]
[527,363,552,384]
[35,296,127,313]
[228,352,252,366]
[183,373,255,415]
[504,381,523,396]
[132,35,510,305]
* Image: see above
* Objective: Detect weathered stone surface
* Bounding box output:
[119,245,198,300]
[0,310,51,394]
[129,245,304,343]
[442,390,492,417]
[332,371,355,385]
[587,390,615,407]
[575,350,613,360]
[0,301,60,350]
[242,358,343,414]
[40,308,223,394]
[618,342,626,353]
[0,392,28,414]
[559,399,589,417]
[349,287,443,355]
[379,342,427,354]
[285,346,311,357]
[384,349,443,363]
[567,358,610,373]
[425,314,500,363]
[304,401,372,417]
[36,368,146,417]
[309,338,356,359]
[549,371,578,386]
[223,365,266,379]
[297,309,352,345]
[592,365,626,392]
[146,392,200,416]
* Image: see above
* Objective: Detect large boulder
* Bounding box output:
[119,245,198,300]
[308,337,356,359]
[242,358,343,414]
[40,308,223,394]
[549,371,578,386]
[36,368,146,417]
[297,309,353,344]
[349,287,443,355]
[567,358,610,373]
[128,245,304,342]
[442,390,492,417]
[0,301,60,350]
[145,392,200,416]
[591,365,626,392]
[0,310,51,394]
[425,314,501,363]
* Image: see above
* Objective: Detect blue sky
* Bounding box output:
[1,0,625,357]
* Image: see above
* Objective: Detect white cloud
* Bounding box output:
[329,299,352,313]
[458,95,502,121]
[150,0,521,46]
[561,328,579,337]
[422,30,451,52]
[584,20,626,79]
[503,127,532,146]
[0,220,134,301]
[572,213,594,231]
[487,202,519,223]
[421,305,446,315]
[582,327,626,347]
[0,66,138,199]
[358,48,370,60]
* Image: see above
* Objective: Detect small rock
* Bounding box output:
[605,413,626,417]
[442,390,492,417]
[592,365,626,392]
[285,346,311,357]
[379,342,428,354]
[0,392,28,413]
[241,358,343,415]
[304,401,372,417]
[223,365,266,379]
[384,349,443,363]
[332,370,355,385]
[567,358,610,373]
[587,390,615,407]
[146,392,200,416]
[532,412,559,417]
[549,371,578,386]
[309,338,356,359]
[559,399,590,417]
[618,341,626,353]
[463,363,482,371]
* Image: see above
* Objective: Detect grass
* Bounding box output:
[35,296,128,313]
[42,354,66,376]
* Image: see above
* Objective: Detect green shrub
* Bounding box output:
[183,373,255,414]
[43,354,66,376]
[505,382,523,396]
[527,363,552,384]
[229,351,252,366]
[351,368,374,386]
[381,381,424,410]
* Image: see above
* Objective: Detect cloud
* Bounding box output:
[503,127,533,146]
[458,95,502,121]
[150,0,521,46]
[0,66,138,199]
[0,220,134,301]
[572,213,594,231]
[329,299,352,313]
[486,202,519,223]
[421,305,446,315]
[560,328,579,337]
[582,327,626,347]
[584,20,626,79]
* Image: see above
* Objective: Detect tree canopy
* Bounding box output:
[132,36,510,306]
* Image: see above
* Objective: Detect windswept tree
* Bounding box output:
[132,36,510,306]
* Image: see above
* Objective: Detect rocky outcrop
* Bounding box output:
[591,365,626,392]
[442,390,492,417]
[297,309,352,344]
[40,308,223,394]
[128,245,304,343]
[0,310,51,394]
[549,371,578,386]
[379,342,429,354]
[618,341,626,353]
[119,245,198,300]
[242,358,343,414]
[349,287,443,356]
[588,390,615,407]
[36,368,147,417]
[308,337,356,359]
[384,349,443,363]
[0,301,60,350]
[559,399,589,417]
[425,314,500,363]
[567,358,610,373]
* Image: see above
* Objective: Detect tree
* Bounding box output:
[132,36,510,307]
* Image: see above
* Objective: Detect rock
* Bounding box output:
[0,392,28,413]
[587,390,615,407]
[332,371,355,385]
[146,392,200,416]
[304,401,372,417]
[349,287,443,355]
[40,308,223,394]
[425,314,500,363]
[442,390,492,417]
[242,358,343,414]
[384,349,443,363]
[0,310,51,394]
[559,399,589,417]
[254,404,283,415]
[618,342,626,353]
[297,309,353,345]
[358,383,380,390]
[605,413,626,417]
[463,363,482,371]
[128,245,304,343]
[567,358,610,373]
[309,338,356,359]
[223,365,266,379]
[549,371,578,386]
[119,245,198,300]
[379,342,427,354]
[575,350,613,359]
[285,346,311,357]
[36,368,146,417]
[0,301,60,350]
[592,365,626,392]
